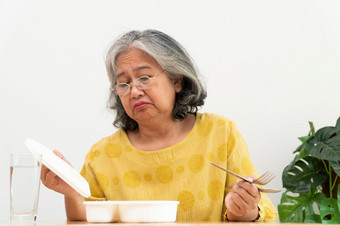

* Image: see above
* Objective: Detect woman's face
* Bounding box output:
[115,47,182,123]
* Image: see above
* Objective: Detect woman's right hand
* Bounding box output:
[40,149,87,220]
[40,150,78,198]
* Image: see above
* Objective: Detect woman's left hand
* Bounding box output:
[224,176,261,221]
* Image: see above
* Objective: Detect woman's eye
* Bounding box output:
[138,76,151,82]
[117,83,128,88]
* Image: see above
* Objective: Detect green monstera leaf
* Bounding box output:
[306,126,340,161]
[282,156,327,194]
[278,190,325,223]
[320,186,340,224]
[294,141,309,160]
[320,198,340,223]
[293,121,314,157]
[336,116,340,129]
[279,117,340,223]
[329,160,340,176]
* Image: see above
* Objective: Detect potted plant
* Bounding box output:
[278,116,340,223]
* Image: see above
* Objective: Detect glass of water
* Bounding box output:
[10,153,42,223]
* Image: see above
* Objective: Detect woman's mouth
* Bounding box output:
[133,101,151,110]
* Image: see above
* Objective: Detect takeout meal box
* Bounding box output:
[84,201,119,222]
[83,200,179,223]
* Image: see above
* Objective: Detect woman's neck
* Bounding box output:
[127,114,196,151]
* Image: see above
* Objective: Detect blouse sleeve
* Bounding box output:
[80,150,106,201]
[224,121,278,222]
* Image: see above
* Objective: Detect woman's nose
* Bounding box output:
[130,84,144,98]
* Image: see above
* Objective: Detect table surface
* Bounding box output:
[0,221,334,226]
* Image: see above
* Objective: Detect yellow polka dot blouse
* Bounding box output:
[80,113,278,222]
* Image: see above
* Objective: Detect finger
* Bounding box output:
[41,164,51,183]
[232,183,259,209]
[236,175,255,186]
[247,175,256,181]
[225,193,242,216]
[245,175,260,196]
[226,203,242,217]
[248,185,261,198]
[246,176,254,182]
[53,149,72,166]
[237,180,260,198]
[41,165,48,178]
[44,170,58,189]
[53,149,64,158]
[233,189,252,210]
[239,193,257,210]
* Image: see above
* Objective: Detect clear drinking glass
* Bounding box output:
[10,153,42,223]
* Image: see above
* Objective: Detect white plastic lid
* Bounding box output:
[25,138,91,198]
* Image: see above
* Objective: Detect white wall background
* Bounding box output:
[1,0,340,222]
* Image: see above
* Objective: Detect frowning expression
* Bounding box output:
[115,47,182,123]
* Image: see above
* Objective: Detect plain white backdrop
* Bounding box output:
[1,0,340,222]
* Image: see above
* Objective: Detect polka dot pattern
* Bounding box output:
[188,154,204,173]
[144,173,152,181]
[80,114,277,222]
[156,165,173,184]
[89,150,101,161]
[217,142,228,162]
[105,143,122,158]
[123,170,141,188]
[228,135,236,155]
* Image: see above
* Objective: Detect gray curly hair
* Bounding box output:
[106,29,207,131]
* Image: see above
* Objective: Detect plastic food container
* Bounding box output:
[118,201,179,223]
[83,201,119,223]
[83,200,179,223]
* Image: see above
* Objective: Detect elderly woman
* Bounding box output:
[41,29,278,222]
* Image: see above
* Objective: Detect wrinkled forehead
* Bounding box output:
[114,47,160,76]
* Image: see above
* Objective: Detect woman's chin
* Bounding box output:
[132,111,158,122]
